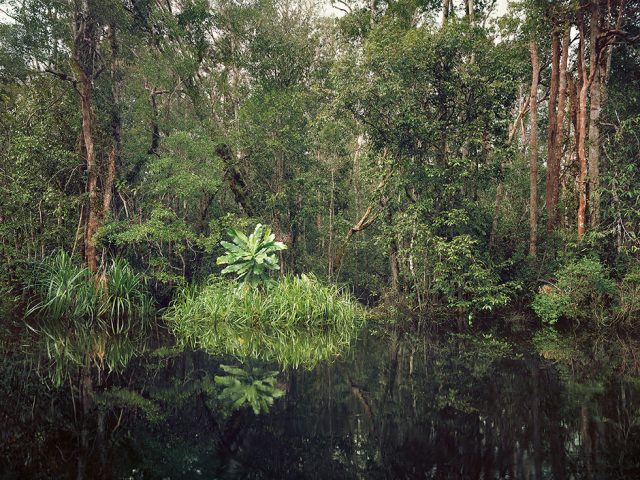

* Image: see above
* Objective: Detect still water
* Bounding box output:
[3,327,640,479]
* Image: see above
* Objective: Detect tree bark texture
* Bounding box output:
[528,39,540,256]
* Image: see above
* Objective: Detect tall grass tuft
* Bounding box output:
[165,274,365,369]
[26,251,154,385]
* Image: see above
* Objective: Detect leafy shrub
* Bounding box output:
[532,258,616,327]
[165,274,364,368]
[431,234,519,315]
[618,267,640,325]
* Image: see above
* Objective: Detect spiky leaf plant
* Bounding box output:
[26,251,154,386]
[216,224,287,287]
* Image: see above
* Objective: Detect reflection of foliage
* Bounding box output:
[533,328,579,364]
[449,333,516,378]
[166,274,363,368]
[95,387,163,423]
[215,364,284,415]
[216,224,287,287]
[26,251,154,385]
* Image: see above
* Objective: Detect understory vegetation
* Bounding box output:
[166,274,364,368]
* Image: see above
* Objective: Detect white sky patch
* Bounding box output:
[323,0,510,19]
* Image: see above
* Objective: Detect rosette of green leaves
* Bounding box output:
[215,364,284,415]
[216,224,287,287]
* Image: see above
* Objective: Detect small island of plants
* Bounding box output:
[165,224,365,368]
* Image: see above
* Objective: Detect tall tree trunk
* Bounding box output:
[532,364,543,480]
[77,362,93,480]
[215,144,255,216]
[465,0,475,22]
[588,3,603,228]
[74,0,99,272]
[79,72,99,272]
[442,0,451,25]
[581,403,594,479]
[147,87,161,155]
[550,29,570,230]
[546,31,560,231]
[528,39,540,257]
[389,239,400,295]
[103,24,121,220]
[577,9,593,241]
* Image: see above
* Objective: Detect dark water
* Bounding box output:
[3,328,640,479]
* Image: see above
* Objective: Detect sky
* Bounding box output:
[1,1,511,25]
[323,0,510,17]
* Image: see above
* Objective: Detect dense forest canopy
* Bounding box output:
[1,0,640,477]
[1,0,638,303]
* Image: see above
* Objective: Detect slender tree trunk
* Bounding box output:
[103,24,121,219]
[389,239,400,295]
[73,0,99,272]
[532,364,542,480]
[528,39,540,256]
[581,403,594,480]
[79,72,99,273]
[97,408,107,479]
[77,362,93,480]
[464,0,474,20]
[577,14,591,241]
[147,88,161,155]
[328,168,335,277]
[215,144,255,216]
[550,29,570,230]
[442,0,451,25]
[489,182,504,250]
[546,31,560,231]
[588,3,602,228]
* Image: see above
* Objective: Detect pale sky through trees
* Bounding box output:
[323,0,510,17]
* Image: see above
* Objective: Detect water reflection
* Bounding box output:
[3,327,640,479]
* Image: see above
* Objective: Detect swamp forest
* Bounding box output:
[1,0,640,478]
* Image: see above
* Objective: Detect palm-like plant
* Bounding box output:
[216,224,287,287]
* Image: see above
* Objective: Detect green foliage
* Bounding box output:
[215,364,284,415]
[533,328,580,364]
[26,251,154,385]
[532,258,617,327]
[431,234,520,316]
[216,224,287,287]
[95,387,163,423]
[165,274,364,368]
[618,267,640,326]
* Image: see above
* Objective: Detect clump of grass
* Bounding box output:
[165,274,365,369]
[26,251,154,385]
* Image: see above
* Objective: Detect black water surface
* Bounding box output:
[3,329,640,479]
